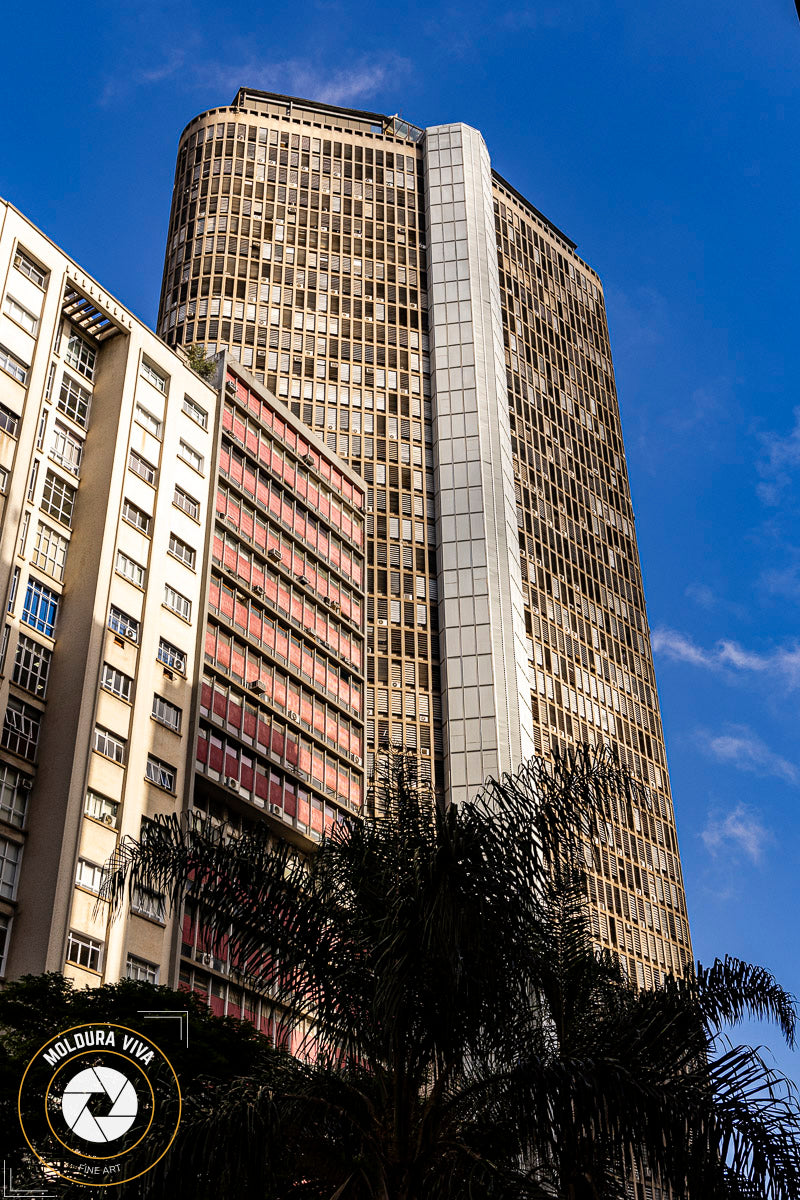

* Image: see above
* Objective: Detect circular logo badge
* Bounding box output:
[18,1023,181,1187]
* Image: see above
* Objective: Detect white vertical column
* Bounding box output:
[424,123,535,805]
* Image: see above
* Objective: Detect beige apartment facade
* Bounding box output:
[157,90,691,988]
[0,200,218,987]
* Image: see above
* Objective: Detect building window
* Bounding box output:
[58,374,91,427]
[32,523,68,581]
[178,439,204,473]
[12,634,51,698]
[22,578,59,637]
[182,395,208,428]
[0,403,20,437]
[1,699,40,761]
[65,332,96,382]
[146,754,176,793]
[168,533,196,570]
[7,568,20,616]
[129,449,156,486]
[126,954,159,983]
[157,637,186,674]
[0,913,11,975]
[93,725,126,765]
[141,361,167,394]
[76,858,104,894]
[41,470,76,528]
[173,485,199,520]
[131,885,166,923]
[152,694,181,732]
[108,605,139,643]
[164,584,191,621]
[49,422,83,476]
[66,931,102,972]
[13,248,46,288]
[4,295,38,335]
[0,836,22,900]
[0,466,8,494]
[116,550,146,589]
[84,789,119,828]
[135,404,162,438]
[101,662,133,702]
[0,344,29,386]
[121,498,151,535]
[0,764,29,829]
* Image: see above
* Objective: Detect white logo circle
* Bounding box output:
[60,1065,139,1144]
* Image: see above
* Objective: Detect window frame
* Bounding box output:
[84,789,120,828]
[65,930,102,973]
[4,294,38,335]
[182,395,208,429]
[58,373,91,428]
[108,605,140,644]
[76,857,104,894]
[178,439,204,474]
[0,764,29,829]
[134,403,163,439]
[41,469,77,528]
[115,549,146,589]
[157,637,186,675]
[167,532,196,570]
[0,403,20,438]
[145,754,177,793]
[140,360,168,395]
[164,584,192,622]
[93,724,127,765]
[121,498,152,535]
[0,836,22,901]
[13,248,47,289]
[128,449,157,486]
[64,331,97,382]
[173,485,200,521]
[101,662,133,702]
[0,344,29,386]
[12,633,51,698]
[152,693,182,733]
[21,578,59,637]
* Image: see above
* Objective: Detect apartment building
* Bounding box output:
[157,90,691,988]
[0,200,366,993]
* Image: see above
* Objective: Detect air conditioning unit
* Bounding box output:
[392,681,400,689]
[102,813,115,826]
[353,756,363,767]
[421,748,430,756]
[225,380,237,395]
[297,576,309,585]
[225,565,237,576]
[202,952,213,965]
[225,777,239,790]
[378,619,387,627]
[20,777,33,792]
[270,803,282,816]
[268,548,282,562]
[253,585,264,596]
[303,454,315,466]
[288,710,299,721]
[249,680,265,694]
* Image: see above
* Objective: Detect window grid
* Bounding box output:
[157,638,187,674]
[0,345,28,385]
[66,931,102,972]
[21,578,58,637]
[58,375,91,427]
[1,698,41,762]
[178,439,204,473]
[116,550,146,589]
[131,885,166,923]
[0,913,10,975]
[135,404,162,438]
[76,858,104,893]
[0,764,29,829]
[101,663,133,702]
[164,584,191,621]
[146,754,176,793]
[65,332,96,381]
[13,249,46,288]
[85,789,120,827]
[152,694,182,732]
[173,486,200,520]
[41,470,76,527]
[4,295,38,335]
[141,361,167,394]
[108,605,140,643]
[0,404,20,437]
[32,523,68,580]
[93,725,126,765]
[0,836,22,900]
[168,533,196,569]
[183,395,208,428]
[50,422,83,475]
[129,450,157,485]
[121,498,151,534]
[12,634,51,697]
[126,954,159,983]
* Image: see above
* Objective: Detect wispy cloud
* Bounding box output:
[102,51,409,109]
[697,725,799,786]
[651,626,800,689]
[701,802,772,865]
[757,407,800,507]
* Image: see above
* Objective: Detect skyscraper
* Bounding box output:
[158,89,691,987]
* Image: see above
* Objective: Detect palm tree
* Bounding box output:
[103,747,800,1199]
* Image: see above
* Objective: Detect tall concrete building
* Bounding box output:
[0,202,366,1004]
[158,90,691,987]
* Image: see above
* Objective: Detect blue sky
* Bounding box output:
[3,0,799,1074]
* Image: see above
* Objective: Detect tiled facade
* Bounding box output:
[158,91,691,987]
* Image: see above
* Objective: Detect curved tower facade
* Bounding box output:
[158,90,691,987]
